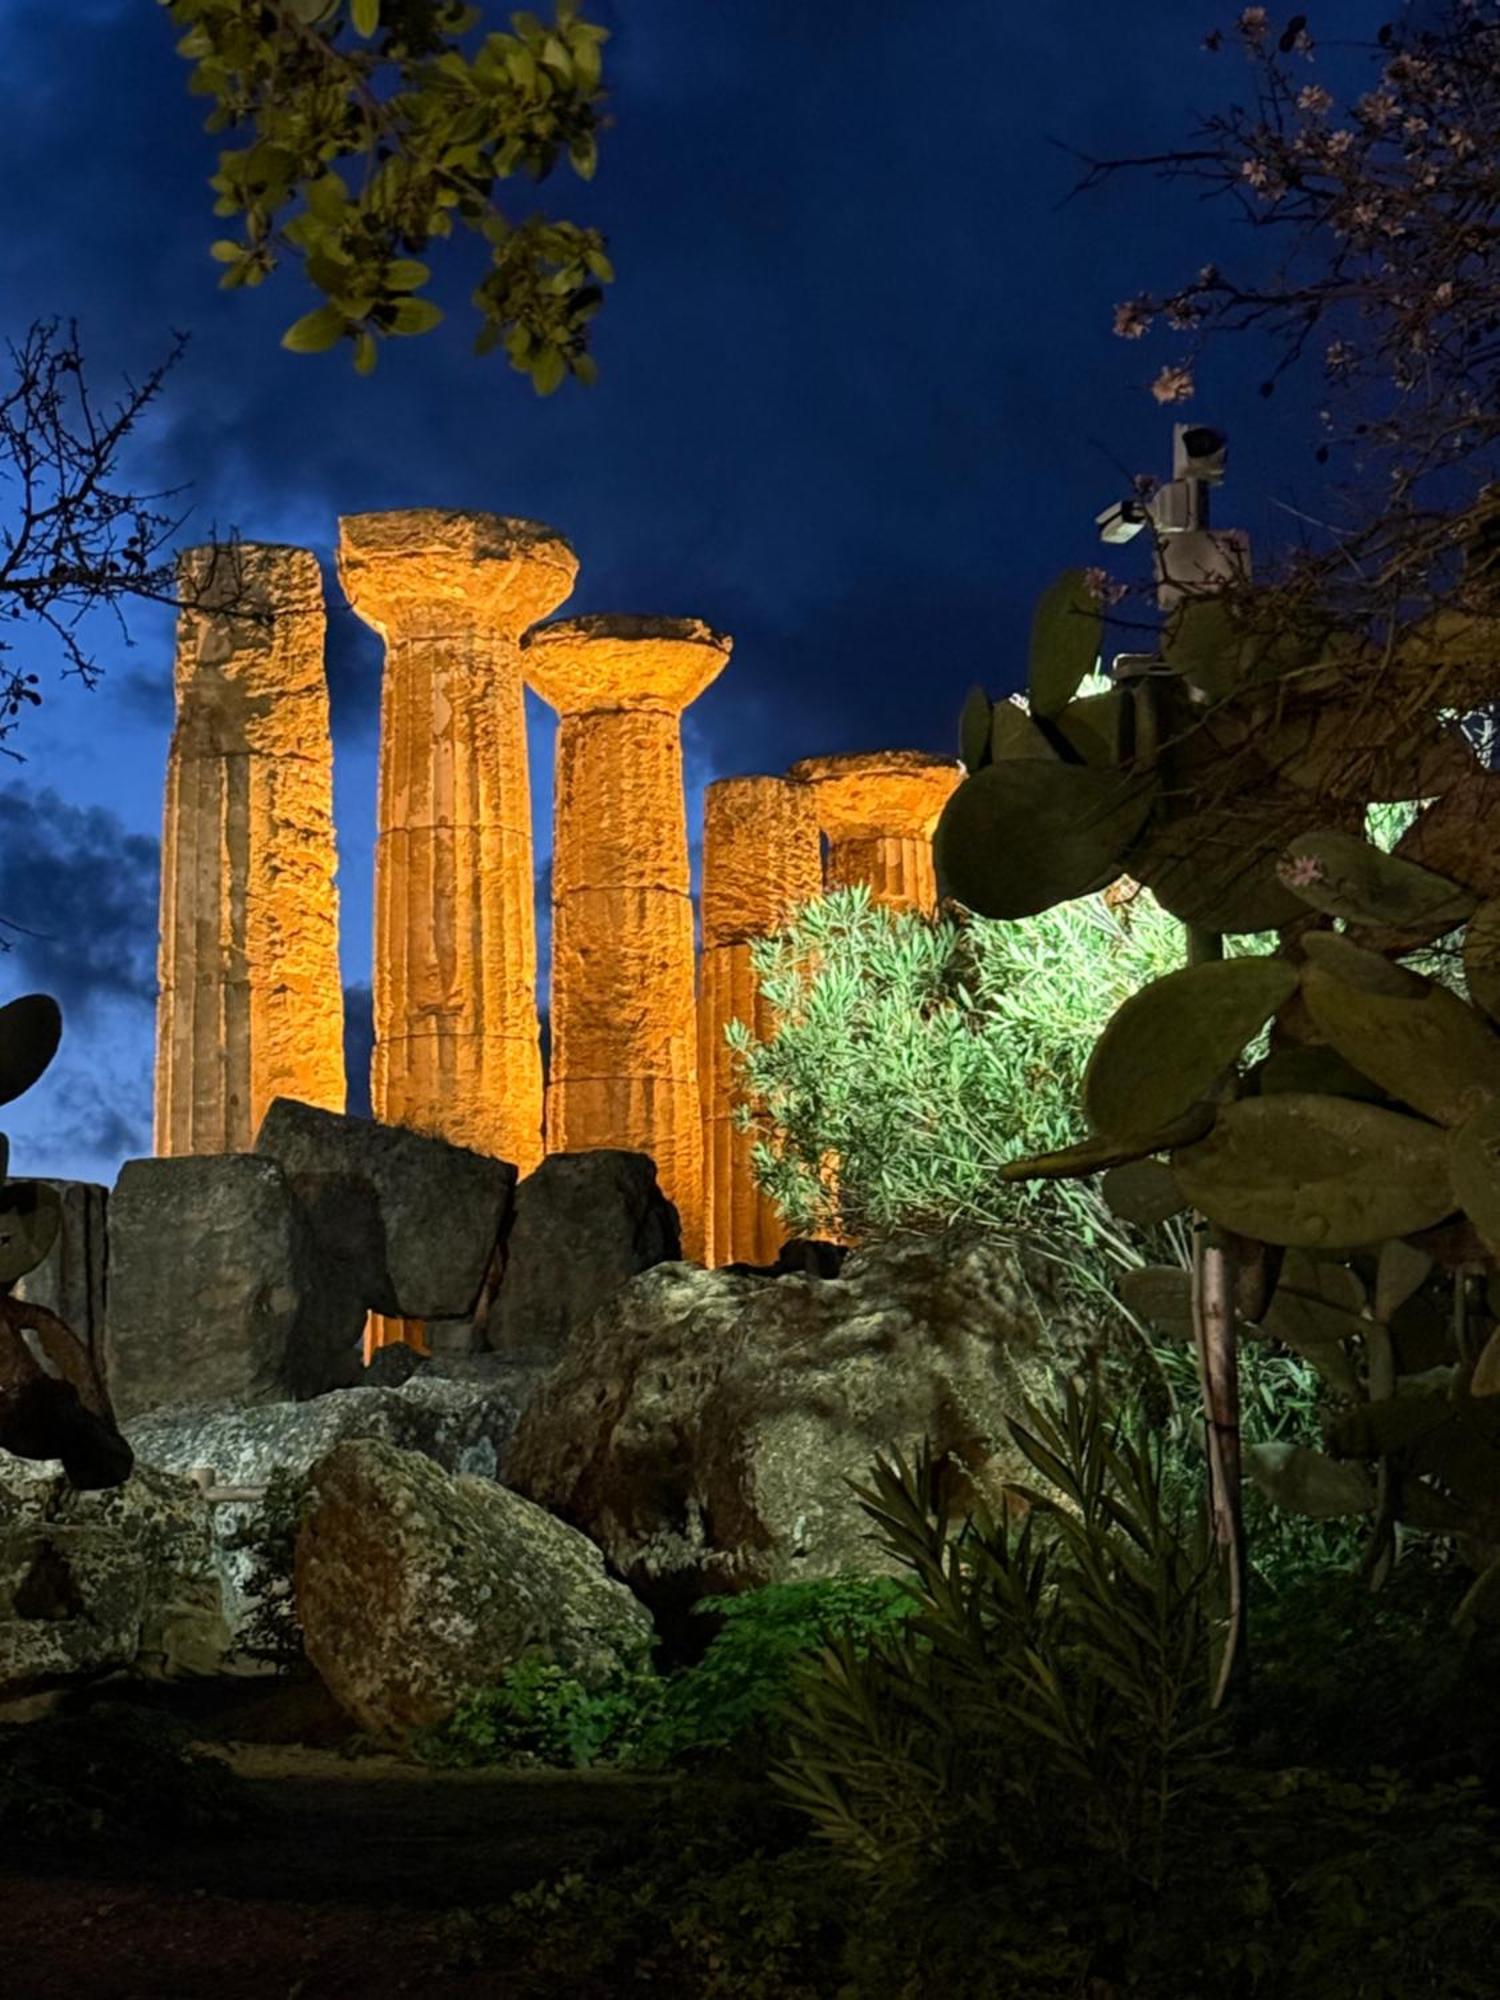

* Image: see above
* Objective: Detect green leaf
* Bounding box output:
[351,0,381,35]
[383,260,430,292]
[531,345,567,394]
[1028,570,1101,719]
[353,331,378,376]
[209,239,242,263]
[280,304,347,354]
[388,297,444,335]
[1084,957,1298,1141]
[572,352,599,386]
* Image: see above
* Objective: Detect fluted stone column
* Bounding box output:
[787,750,964,910]
[338,511,576,1172]
[523,614,730,1261]
[154,543,345,1158]
[699,776,822,1268]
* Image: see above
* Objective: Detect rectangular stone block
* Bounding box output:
[254,1097,516,1320]
[104,1155,363,1421]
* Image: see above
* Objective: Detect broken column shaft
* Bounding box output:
[338,510,576,1174]
[154,543,345,1157]
[523,614,730,1261]
[698,775,822,1267]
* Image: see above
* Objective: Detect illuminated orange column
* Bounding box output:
[523,615,730,1261]
[338,510,576,1172]
[786,750,963,909]
[154,543,345,1157]
[699,776,822,1267]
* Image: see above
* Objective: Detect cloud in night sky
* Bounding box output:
[0,786,157,1017]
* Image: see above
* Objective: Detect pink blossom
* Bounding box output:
[1151,364,1195,405]
[1297,84,1333,117]
[1277,853,1325,889]
[1113,298,1153,340]
[1238,6,1268,40]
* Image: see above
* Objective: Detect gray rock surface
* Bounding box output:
[485,1149,680,1366]
[503,1226,1112,1631]
[125,1375,533,1648]
[104,1154,360,1421]
[0,1458,230,1697]
[255,1097,516,1320]
[295,1437,654,1744]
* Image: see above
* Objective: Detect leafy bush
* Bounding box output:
[416,1574,919,1771]
[221,1464,313,1671]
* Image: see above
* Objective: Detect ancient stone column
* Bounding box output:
[698,776,822,1268]
[338,511,576,1173]
[786,750,964,910]
[154,543,345,1159]
[523,614,730,1261]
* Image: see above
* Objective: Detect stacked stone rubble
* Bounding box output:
[154,543,345,1159]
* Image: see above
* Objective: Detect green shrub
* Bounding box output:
[222,1463,313,1671]
[726,882,1272,1289]
[416,1573,919,1772]
[0,1703,254,1842]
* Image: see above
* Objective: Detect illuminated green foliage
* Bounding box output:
[160,0,612,390]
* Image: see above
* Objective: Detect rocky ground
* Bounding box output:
[1,1681,684,2000]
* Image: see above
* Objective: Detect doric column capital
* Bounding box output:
[701,775,821,947]
[523,613,731,716]
[785,749,962,840]
[336,510,578,641]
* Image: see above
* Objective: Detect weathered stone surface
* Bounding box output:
[13,1179,107,1369]
[523,615,730,1263]
[787,749,963,911]
[484,1150,680,1368]
[125,1375,531,1650]
[503,1227,1109,1632]
[295,1437,654,1743]
[0,1460,230,1697]
[155,542,345,1159]
[699,777,823,1267]
[339,510,577,1180]
[104,1155,361,1422]
[254,1096,516,1321]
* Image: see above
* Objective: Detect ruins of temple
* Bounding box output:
[152,515,962,1331]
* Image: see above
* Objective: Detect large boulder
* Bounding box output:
[295,1438,654,1744]
[125,1375,534,1651]
[254,1097,516,1320]
[484,1149,680,1367]
[502,1227,1113,1634]
[0,1459,231,1698]
[104,1155,361,1421]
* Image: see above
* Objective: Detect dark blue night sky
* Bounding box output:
[0,0,1381,1181]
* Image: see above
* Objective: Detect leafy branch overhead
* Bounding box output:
[160,0,614,392]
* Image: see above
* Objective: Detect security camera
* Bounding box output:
[1172,423,1228,484]
[1096,498,1147,545]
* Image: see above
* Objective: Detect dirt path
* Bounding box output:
[3,1748,684,1999]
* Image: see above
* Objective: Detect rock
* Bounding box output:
[723,1237,848,1280]
[360,1341,426,1389]
[124,1375,532,1651]
[104,1155,360,1421]
[0,1295,133,1489]
[503,1226,1117,1636]
[255,1097,516,1320]
[0,1460,230,1698]
[295,1437,654,1744]
[13,1178,108,1370]
[484,1149,680,1367]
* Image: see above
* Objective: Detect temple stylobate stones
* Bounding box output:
[523,614,731,1261]
[337,510,577,1176]
[154,543,345,1158]
[787,749,964,911]
[698,776,822,1268]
